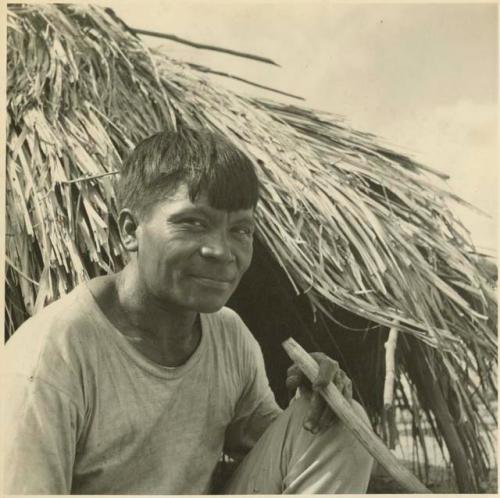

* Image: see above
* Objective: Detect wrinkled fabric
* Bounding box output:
[225,395,374,494]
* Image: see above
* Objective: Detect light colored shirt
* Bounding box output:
[2,283,281,494]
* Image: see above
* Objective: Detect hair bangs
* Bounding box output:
[116,127,260,217]
[188,149,259,211]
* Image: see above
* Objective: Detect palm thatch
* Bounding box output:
[6,4,497,492]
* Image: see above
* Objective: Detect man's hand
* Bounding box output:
[285,352,353,434]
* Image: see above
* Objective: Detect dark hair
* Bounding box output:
[116,127,260,218]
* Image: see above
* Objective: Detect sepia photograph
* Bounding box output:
[3,1,497,494]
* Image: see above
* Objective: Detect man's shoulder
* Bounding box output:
[4,282,100,375]
[10,283,94,336]
[203,306,259,352]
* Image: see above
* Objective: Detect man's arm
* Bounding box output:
[222,326,282,461]
[2,374,80,494]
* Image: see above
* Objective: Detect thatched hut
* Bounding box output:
[6,4,497,492]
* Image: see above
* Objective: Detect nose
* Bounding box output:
[199,231,235,262]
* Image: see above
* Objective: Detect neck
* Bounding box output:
[113,264,201,367]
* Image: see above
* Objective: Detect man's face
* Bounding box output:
[134,183,255,313]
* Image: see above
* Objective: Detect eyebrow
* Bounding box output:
[168,206,255,223]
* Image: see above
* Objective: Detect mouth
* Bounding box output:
[189,275,234,290]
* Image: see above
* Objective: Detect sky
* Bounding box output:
[108,1,498,255]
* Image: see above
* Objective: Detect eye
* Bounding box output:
[179,218,207,229]
[231,225,254,237]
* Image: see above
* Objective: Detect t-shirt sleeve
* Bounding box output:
[2,374,81,494]
[2,309,86,495]
[222,315,282,460]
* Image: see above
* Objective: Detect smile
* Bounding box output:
[190,276,234,289]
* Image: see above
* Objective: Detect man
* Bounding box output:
[3,127,373,494]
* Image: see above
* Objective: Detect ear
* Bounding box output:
[118,209,139,252]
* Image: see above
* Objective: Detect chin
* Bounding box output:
[193,299,228,314]
[181,285,236,313]
[156,291,228,314]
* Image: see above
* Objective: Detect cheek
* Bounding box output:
[136,240,179,284]
[237,241,254,273]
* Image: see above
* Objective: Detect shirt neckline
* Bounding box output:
[79,282,208,379]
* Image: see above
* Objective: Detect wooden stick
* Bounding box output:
[282,337,431,494]
[131,28,280,66]
[104,8,279,66]
[383,323,399,408]
[383,323,399,449]
[187,63,305,101]
[58,170,119,185]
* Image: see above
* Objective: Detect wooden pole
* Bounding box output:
[282,337,431,494]
[383,323,399,448]
[131,28,280,66]
[383,323,399,409]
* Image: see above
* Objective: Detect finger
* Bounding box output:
[342,376,353,403]
[286,364,304,395]
[332,369,345,391]
[312,356,339,390]
[317,404,338,432]
[333,370,353,403]
[303,390,324,433]
[285,373,302,396]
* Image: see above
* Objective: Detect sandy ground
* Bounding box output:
[368,418,497,493]
[369,463,497,493]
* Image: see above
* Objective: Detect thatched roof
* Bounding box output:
[6,4,497,491]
